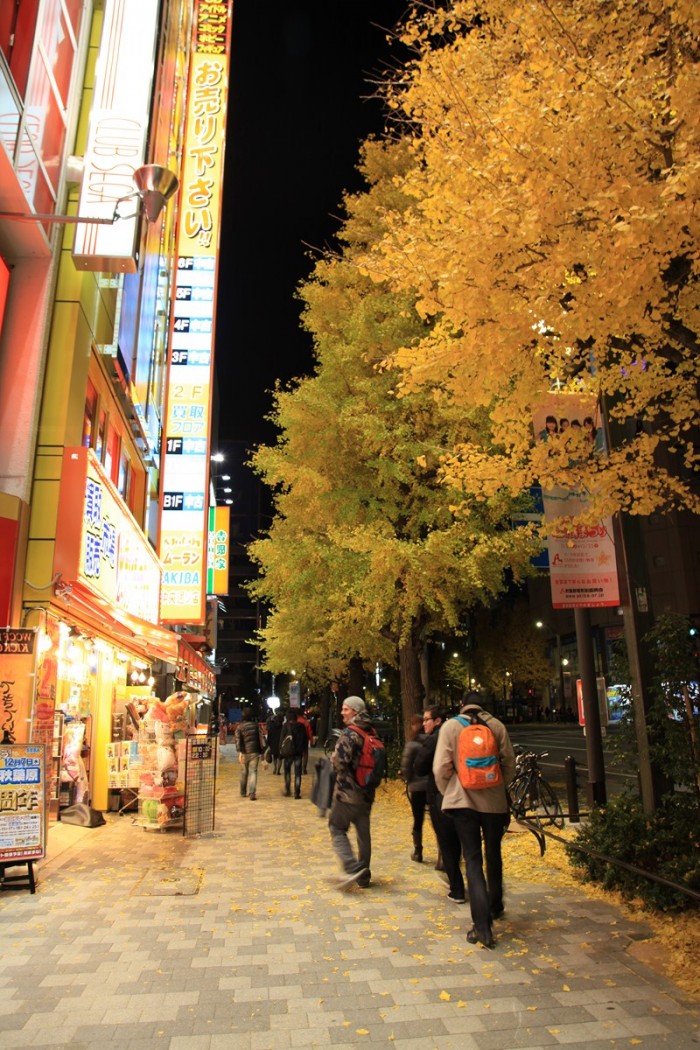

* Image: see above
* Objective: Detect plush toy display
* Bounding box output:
[138,692,190,828]
[61,720,88,804]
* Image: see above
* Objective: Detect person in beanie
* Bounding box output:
[329,695,376,889]
[433,691,516,949]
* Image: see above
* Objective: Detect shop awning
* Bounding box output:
[53,584,215,695]
[56,582,180,663]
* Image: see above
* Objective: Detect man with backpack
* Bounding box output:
[329,695,384,889]
[433,691,516,950]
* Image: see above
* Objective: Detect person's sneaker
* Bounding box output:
[249,794,256,800]
[447,893,466,904]
[337,866,369,890]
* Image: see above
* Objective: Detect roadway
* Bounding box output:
[508,721,638,802]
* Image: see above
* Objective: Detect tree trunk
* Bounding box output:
[316,688,332,745]
[347,655,365,698]
[399,626,425,738]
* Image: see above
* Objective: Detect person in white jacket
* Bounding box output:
[433,692,516,949]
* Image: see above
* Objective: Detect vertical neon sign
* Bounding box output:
[159,1,233,625]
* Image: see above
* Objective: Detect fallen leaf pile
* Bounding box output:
[376,778,700,999]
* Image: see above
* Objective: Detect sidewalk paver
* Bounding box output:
[0,746,698,1049]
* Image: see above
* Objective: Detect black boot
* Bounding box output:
[411,833,423,863]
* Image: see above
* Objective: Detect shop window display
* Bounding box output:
[60,719,88,806]
[136,692,189,830]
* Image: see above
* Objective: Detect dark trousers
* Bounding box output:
[409,789,426,842]
[284,755,303,797]
[448,808,509,935]
[429,796,465,899]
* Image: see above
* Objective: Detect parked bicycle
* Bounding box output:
[508,746,565,829]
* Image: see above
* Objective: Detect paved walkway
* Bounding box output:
[1,745,698,1050]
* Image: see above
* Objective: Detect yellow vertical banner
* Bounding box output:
[159,1,233,625]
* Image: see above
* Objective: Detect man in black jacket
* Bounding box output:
[414,704,466,904]
[234,708,265,800]
[280,708,307,799]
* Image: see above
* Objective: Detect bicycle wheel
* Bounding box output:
[509,776,532,821]
[531,778,565,829]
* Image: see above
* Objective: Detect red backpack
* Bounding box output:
[353,726,386,788]
[455,713,503,790]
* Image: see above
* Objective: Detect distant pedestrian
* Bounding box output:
[433,691,516,949]
[414,704,466,905]
[399,713,428,863]
[280,708,307,799]
[297,709,314,774]
[329,696,377,889]
[266,711,284,774]
[234,708,266,800]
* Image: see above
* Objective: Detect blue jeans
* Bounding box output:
[329,797,372,875]
[447,808,509,934]
[284,755,303,797]
[240,753,260,797]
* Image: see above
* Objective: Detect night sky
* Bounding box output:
[215,2,408,446]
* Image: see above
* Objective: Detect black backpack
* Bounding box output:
[279,723,295,759]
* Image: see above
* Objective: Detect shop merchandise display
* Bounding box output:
[137,692,189,830]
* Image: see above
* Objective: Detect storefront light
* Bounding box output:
[130,670,139,684]
[38,633,53,654]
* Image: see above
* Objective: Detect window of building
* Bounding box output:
[83,380,97,448]
[95,409,106,462]
[117,451,132,503]
[104,424,120,484]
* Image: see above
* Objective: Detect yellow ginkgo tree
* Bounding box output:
[247,141,540,726]
[360,0,700,522]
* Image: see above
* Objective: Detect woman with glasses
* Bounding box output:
[413,705,467,905]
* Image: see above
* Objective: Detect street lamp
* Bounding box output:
[0,164,179,226]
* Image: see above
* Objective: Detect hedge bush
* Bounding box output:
[565,791,700,912]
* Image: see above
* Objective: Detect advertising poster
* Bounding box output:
[0,629,37,744]
[533,394,620,609]
[0,743,46,862]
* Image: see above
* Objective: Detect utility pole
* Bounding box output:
[614,512,666,814]
[574,607,607,805]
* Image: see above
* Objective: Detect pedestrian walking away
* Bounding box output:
[280,708,307,798]
[234,707,266,800]
[399,712,428,863]
[297,709,314,774]
[329,695,377,888]
[265,710,284,774]
[433,690,516,950]
[414,703,466,904]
